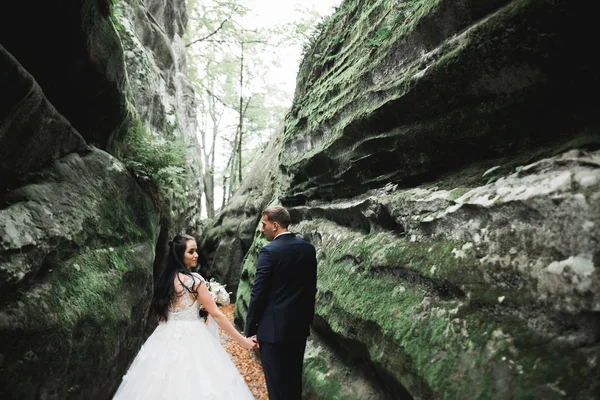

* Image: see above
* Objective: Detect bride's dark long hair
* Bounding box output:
[152,234,200,321]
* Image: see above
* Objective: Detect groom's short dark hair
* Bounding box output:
[263,206,291,228]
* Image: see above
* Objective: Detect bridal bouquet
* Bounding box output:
[206,278,231,306]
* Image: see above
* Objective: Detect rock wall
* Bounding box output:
[114,0,202,230]
[292,149,600,399]
[0,0,200,398]
[205,0,600,398]
[282,0,599,204]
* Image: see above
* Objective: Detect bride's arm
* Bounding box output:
[195,281,256,350]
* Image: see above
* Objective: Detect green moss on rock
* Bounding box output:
[281,0,600,202]
[1,243,154,398]
[0,148,159,399]
[234,230,269,325]
[301,220,597,399]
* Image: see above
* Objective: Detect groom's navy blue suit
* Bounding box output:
[245,232,317,400]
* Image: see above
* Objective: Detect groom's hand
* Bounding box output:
[250,335,259,349]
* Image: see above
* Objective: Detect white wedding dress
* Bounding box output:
[113,273,254,399]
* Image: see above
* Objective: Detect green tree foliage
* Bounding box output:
[185,0,322,217]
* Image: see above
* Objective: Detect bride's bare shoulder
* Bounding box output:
[190,272,205,281]
[173,273,204,289]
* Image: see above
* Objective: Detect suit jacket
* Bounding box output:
[244,233,317,343]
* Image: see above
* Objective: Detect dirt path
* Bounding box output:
[219,304,268,400]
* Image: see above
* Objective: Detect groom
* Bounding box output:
[245,206,318,400]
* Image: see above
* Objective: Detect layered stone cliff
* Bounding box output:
[203,0,600,398]
[0,0,200,398]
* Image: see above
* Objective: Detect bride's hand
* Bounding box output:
[241,336,257,351]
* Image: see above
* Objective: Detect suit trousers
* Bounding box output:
[259,339,307,400]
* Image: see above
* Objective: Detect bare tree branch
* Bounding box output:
[196,80,237,111]
[186,18,230,47]
[243,96,252,114]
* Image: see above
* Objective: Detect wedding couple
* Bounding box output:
[113,206,318,400]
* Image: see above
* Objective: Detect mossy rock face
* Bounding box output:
[296,150,599,399]
[302,335,388,400]
[234,228,270,328]
[1,0,201,234]
[280,0,600,204]
[0,149,158,399]
[1,0,197,397]
[111,0,204,232]
[234,149,599,399]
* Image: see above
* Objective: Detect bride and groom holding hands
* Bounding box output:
[113,206,318,400]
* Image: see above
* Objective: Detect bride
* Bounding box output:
[113,234,256,399]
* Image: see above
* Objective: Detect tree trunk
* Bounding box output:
[221,131,237,208]
[221,176,228,210]
[203,173,215,218]
[229,134,238,200]
[238,41,244,184]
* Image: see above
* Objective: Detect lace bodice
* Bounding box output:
[167,272,204,321]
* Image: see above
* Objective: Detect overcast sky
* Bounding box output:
[241,0,341,99]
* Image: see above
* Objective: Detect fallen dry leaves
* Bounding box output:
[218,304,268,400]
